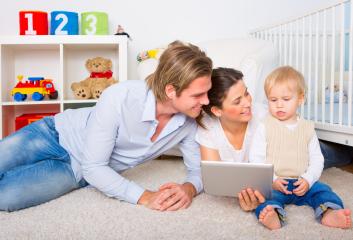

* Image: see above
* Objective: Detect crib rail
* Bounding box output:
[250,0,353,146]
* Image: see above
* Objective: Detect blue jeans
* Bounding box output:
[320,140,353,168]
[255,180,344,225]
[0,117,87,212]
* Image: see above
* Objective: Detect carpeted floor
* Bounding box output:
[1,160,352,240]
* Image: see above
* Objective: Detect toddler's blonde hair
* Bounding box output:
[264,66,306,98]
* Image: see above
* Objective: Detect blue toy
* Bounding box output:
[325,85,348,103]
[50,11,79,35]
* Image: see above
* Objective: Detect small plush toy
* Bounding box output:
[137,48,165,62]
[71,57,118,99]
[325,84,348,103]
[114,25,131,39]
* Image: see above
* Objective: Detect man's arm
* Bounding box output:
[144,122,201,211]
[81,85,145,204]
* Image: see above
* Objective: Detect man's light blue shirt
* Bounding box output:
[54,80,202,204]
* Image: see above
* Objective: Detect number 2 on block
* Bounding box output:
[54,14,68,35]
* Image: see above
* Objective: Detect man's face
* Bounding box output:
[169,75,212,118]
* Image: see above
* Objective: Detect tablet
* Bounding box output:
[201,161,273,199]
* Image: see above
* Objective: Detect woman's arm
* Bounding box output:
[200,144,221,161]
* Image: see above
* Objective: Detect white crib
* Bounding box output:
[251,0,353,146]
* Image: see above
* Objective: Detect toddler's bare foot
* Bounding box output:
[259,205,281,230]
[321,209,351,229]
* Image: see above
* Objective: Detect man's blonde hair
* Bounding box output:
[264,66,306,97]
[146,40,212,102]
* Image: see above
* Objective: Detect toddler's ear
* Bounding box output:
[298,93,305,105]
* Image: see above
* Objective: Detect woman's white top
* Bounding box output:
[195,103,267,163]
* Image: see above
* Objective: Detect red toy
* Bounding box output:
[11,75,58,101]
[19,11,48,35]
[15,113,58,130]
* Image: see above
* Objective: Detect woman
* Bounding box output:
[196,67,267,211]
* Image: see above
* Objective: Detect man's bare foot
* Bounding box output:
[321,209,352,229]
[259,205,281,230]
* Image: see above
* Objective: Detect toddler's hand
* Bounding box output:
[272,178,292,194]
[293,178,309,196]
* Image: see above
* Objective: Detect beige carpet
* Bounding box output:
[1,160,352,240]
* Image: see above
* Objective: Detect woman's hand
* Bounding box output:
[238,188,265,211]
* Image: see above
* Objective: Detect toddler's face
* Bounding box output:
[267,83,304,124]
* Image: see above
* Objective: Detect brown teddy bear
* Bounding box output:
[71,57,118,99]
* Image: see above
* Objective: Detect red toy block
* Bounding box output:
[19,11,48,35]
[15,113,57,130]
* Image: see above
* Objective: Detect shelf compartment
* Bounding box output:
[1,104,60,138]
[62,44,119,101]
[1,44,61,102]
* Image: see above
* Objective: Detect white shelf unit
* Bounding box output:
[0,35,128,139]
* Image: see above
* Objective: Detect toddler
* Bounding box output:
[249,66,351,230]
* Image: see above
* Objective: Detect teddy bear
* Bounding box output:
[71,57,118,99]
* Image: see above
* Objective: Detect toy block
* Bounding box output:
[19,11,48,35]
[81,12,108,35]
[50,11,79,35]
[15,113,58,130]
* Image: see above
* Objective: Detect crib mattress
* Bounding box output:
[302,102,353,126]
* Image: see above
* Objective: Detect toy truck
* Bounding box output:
[11,75,58,101]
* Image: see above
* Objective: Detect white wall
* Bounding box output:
[0,0,342,79]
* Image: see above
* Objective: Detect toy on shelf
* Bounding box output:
[114,25,131,39]
[11,75,59,101]
[137,47,165,62]
[15,113,58,130]
[71,57,118,99]
[81,12,108,35]
[19,11,48,35]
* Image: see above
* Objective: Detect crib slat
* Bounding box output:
[314,12,320,122]
[284,24,288,65]
[308,15,313,119]
[279,25,282,65]
[349,0,353,126]
[322,9,327,124]
[296,20,300,69]
[289,22,293,65]
[339,3,345,125]
[301,17,306,117]
[330,6,336,124]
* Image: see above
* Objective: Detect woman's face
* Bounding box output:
[212,80,253,123]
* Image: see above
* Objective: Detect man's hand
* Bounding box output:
[293,178,309,196]
[272,178,292,194]
[238,188,266,211]
[137,182,196,211]
[157,182,196,211]
[137,190,165,210]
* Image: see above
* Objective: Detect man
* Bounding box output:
[0,41,212,211]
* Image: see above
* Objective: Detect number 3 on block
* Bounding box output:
[81,12,108,35]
